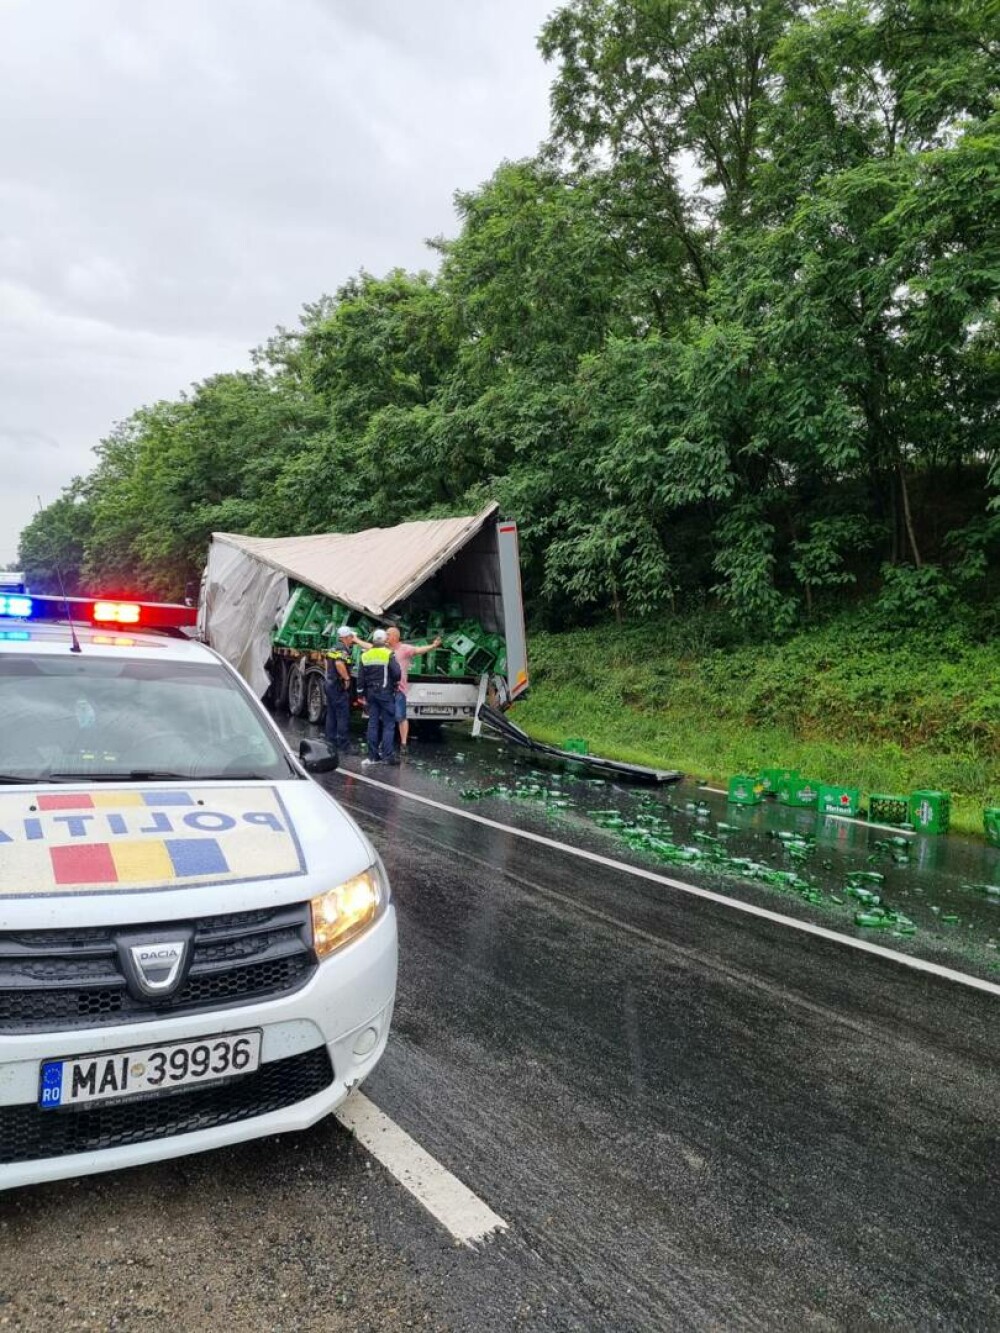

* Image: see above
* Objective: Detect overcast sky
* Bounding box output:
[0,0,554,564]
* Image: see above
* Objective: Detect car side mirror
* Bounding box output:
[299,738,340,774]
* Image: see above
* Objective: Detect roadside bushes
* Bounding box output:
[516,608,1000,834]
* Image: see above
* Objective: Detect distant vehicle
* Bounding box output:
[0,601,396,1190]
[197,504,529,730]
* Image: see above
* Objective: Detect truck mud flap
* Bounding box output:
[475,704,682,787]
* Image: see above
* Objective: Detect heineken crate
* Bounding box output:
[759,767,796,796]
[728,775,762,806]
[563,738,589,756]
[446,631,477,656]
[273,586,313,647]
[984,808,1000,849]
[779,778,819,809]
[909,790,951,836]
[443,631,496,677]
[869,794,910,826]
[818,785,861,816]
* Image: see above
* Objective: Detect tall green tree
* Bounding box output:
[17,0,1000,631]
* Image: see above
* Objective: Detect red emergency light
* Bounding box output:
[24,594,198,633]
[92,600,142,624]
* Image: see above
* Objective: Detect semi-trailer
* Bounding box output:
[197,504,529,732]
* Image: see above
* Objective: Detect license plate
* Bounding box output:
[38,1030,262,1110]
[418,707,455,717]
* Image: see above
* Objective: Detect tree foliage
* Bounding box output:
[20,0,1000,635]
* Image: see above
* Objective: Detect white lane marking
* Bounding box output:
[342,797,906,1043]
[825,812,917,837]
[340,770,1000,1000]
[335,1091,508,1248]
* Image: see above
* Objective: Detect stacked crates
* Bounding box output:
[908,790,951,835]
[758,767,796,796]
[435,623,498,678]
[273,586,337,650]
[777,773,819,809]
[271,585,502,681]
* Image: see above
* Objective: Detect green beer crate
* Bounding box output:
[563,738,590,756]
[759,767,796,796]
[909,790,951,836]
[728,775,762,806]
[983,807,1000,849]
[273,586,313,647]
[779,777,819,809]
[818,785,861,816]
[869,794,910,826]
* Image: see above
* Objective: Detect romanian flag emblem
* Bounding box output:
[0,787,306,897]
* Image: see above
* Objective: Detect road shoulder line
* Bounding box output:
[335,1091,508,1248]
[341,770,1000,1000]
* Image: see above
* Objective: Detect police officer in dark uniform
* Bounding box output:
[325,625,360,753]
[357,629,401,765]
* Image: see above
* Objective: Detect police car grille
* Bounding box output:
[0,904,316,1032]
[0,1045,333,1164]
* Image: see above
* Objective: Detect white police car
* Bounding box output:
[0,613,396,1189]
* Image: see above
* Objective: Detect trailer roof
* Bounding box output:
[211,503,500,618]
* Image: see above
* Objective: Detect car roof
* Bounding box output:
[0,623,216,664]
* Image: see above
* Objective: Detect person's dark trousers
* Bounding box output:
[367,691,396,761]
[325,681,351,750]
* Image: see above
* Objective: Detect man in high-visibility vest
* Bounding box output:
[357,629,402,765]
[324,625,365,753]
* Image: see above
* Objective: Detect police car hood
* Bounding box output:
[0,778,374,928]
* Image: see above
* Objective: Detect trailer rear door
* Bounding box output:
[498,522,529,699]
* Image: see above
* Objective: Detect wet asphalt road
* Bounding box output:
[2,729,998,1331]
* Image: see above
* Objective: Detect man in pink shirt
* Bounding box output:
[385,626,442,750]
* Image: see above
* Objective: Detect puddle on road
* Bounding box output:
[403,740,1000,978]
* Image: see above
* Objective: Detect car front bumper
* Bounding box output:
[0,906,397,1191]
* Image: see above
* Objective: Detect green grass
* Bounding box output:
[511,613,1000,839]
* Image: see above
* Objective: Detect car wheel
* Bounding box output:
[306,672,326,725]
[288,667,308,717]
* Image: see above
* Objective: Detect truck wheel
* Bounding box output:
[306,672,326,726]
[288,667,308,717]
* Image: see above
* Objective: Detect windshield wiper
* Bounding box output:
[0,774,33,785]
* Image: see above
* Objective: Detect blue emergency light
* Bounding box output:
[0,595,33,618]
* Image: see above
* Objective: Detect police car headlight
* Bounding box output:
[310,863,387,958]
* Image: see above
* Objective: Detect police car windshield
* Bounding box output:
[0,655,295,782]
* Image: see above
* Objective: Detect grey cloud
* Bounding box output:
[0,0,553,563]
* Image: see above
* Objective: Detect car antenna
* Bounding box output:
[36,495,82,654]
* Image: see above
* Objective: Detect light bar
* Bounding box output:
[22,594,196,630]
[0,595,33,618]
[92,601,142,624]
